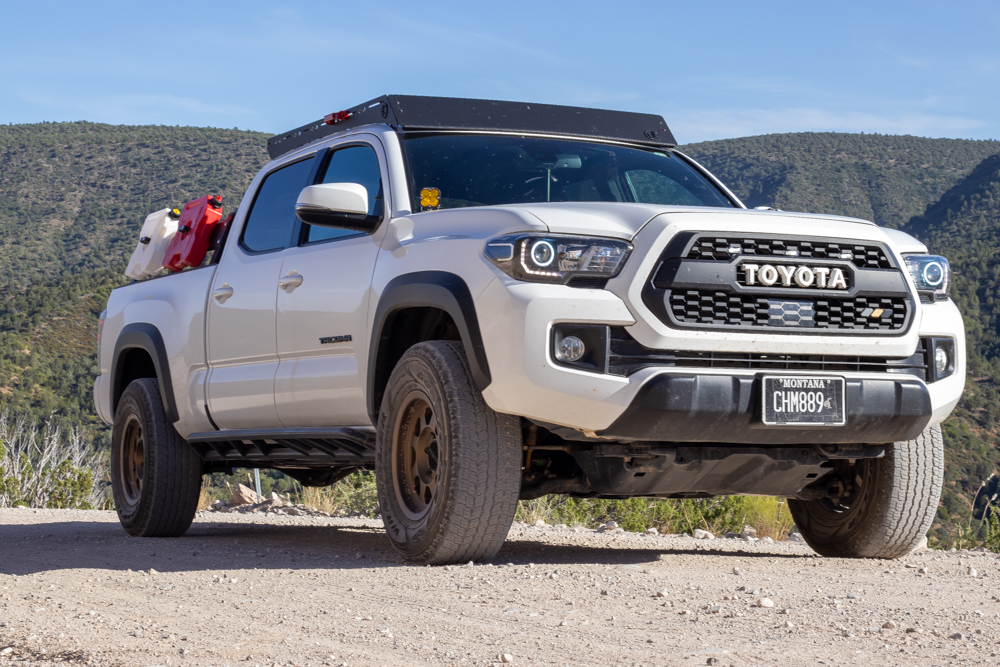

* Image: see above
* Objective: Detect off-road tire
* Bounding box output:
[111,379,202,537]
[788,424,943,558]
[376,341,521,565]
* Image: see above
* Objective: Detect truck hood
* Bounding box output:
[508,202,879,241]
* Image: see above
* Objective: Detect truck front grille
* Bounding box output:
[643,233,914,335]
[608,327,928,379]
[668,290,908,331]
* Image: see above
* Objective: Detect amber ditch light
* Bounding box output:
[420,187,440,209]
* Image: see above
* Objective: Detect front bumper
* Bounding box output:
[476,274,965,440]
[597,374,931,444]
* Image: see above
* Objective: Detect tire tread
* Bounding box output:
[112,379,201,537]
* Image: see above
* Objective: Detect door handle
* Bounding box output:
[278,271,304,293]
[212,284,234,304]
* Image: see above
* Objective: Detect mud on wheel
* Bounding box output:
[111,378,202,537]
[788,424,944,559]
[376,341,521,565]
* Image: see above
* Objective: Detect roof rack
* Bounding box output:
[266,95,676,159]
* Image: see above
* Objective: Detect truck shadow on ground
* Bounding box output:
[0,519,810,577]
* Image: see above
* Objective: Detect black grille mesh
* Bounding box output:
[668,290,907,331]
[687,236,892,269]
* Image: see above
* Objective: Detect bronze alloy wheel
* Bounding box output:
[119,414,146,507]
[392,390,441,520]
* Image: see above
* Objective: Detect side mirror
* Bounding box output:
[295,183,380,232]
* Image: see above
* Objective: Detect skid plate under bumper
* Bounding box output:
[598,374,931,445]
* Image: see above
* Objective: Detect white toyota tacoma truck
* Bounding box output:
[94,95,965,564]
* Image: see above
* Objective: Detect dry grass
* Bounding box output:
[515,495,574,525]
[736,496,796,539]
[197,483,216,510]
[296,472,379,516]
[515,494,797,539]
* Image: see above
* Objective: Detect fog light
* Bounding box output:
[555,335,586,362]
[935,346,949,376]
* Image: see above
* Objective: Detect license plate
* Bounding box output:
[762,376,845,426]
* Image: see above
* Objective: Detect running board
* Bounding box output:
[186,427,376,469]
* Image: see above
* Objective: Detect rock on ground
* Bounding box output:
[230,483,261,506]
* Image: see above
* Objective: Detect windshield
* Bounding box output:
[401,134,734,211]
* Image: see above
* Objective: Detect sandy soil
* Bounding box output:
[0,508,998,666]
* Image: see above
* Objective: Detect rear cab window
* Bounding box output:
[240,156,316,253]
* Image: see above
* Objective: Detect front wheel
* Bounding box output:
[111,378,202,537]
[788,424,943,558]
[376,341,522,564]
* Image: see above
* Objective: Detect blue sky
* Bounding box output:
[2,0,999,144]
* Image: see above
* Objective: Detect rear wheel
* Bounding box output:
[788,424,943,558]
[376,341,521,564]
[111,378,202,537]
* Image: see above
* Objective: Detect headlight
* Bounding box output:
[484,234,632,285]
[904,254,950,301]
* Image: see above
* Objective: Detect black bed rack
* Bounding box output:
[266,95,677,159]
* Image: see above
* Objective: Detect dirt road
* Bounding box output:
[1,508,998,666]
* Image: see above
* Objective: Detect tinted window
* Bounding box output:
[402,134,733,210]
[304,145,384,244]
[241,156,315,253]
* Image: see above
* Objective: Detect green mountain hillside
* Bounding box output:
[0,122,268,443]
[0,122,269,287]
[2,122,1000,544]
[684,133,1000,229]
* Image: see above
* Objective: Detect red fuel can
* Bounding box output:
[162,195,223,272]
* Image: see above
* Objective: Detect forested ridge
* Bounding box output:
[2,121,999,543]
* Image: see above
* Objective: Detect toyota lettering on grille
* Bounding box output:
[740,263,849,290]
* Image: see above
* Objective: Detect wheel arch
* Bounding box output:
[368,271,491,423]
[111,322,179,424]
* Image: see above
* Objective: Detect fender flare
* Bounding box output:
[111,322,179,424]
[367,271,491,422]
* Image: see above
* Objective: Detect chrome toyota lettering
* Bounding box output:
[742,263,848,290]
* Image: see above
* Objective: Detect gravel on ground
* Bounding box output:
[1,508,998,666]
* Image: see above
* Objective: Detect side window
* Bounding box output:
[304,145,384,244]
[240,156,316,253]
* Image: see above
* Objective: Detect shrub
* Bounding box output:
[515,495,795,539]
[0,412,107,509]
[297,471,379,516]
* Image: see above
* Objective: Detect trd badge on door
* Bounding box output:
[319,335,352,345]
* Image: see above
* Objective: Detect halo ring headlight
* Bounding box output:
[904,254,951,301]
[530,240,556,267]
[922,261,945,287]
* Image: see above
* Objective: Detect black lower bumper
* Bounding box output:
[598,374,932,444]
